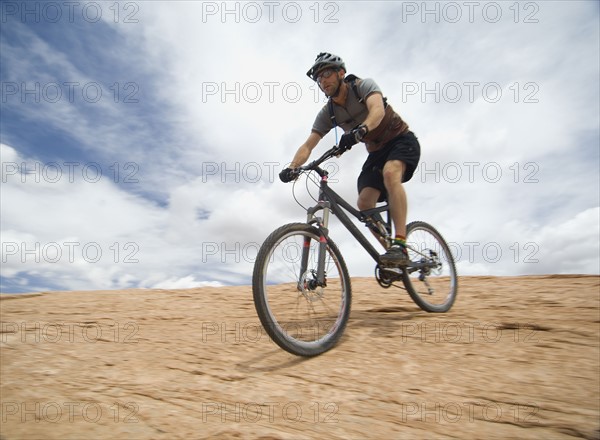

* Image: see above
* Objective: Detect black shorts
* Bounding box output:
[357,131,421,202]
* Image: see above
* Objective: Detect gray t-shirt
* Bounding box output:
[311,78,382,136]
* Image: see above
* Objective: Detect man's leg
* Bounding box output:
[357,187,387,248]
[378,159,410,265]
[357,187,380,212]
[382,160,407,238]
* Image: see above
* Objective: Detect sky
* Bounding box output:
[1,1,599,293]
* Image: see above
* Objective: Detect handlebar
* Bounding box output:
[291,144,349,180]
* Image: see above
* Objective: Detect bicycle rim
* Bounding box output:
[253,224,351,356]
[402,221,458,312]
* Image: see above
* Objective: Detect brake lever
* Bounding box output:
[291,168,302,180]
[333,145,350,158]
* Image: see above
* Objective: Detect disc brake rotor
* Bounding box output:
[299,270,325,302]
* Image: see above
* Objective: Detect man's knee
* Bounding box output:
[383,160,405,188]
[357,195,375,211]
[357,188,380,211]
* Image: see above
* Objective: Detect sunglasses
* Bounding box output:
[315,68,338,82]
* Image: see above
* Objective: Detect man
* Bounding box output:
[279,52,421,265]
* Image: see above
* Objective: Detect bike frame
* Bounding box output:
[294,145,438,287]
[301,172,391,285]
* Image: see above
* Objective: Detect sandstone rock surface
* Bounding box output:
[1,275,598,439]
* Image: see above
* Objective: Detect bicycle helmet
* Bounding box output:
[306,52,346,80]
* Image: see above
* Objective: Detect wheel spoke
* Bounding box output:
[402,221,458,312]
[252,224,351,356]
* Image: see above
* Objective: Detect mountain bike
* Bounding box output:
[252,144,458,357]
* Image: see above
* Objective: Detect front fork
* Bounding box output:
[299,201,331,289]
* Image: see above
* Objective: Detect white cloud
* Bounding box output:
[0,144,226,291]
[1,1,599,292]
[530,207,600,274]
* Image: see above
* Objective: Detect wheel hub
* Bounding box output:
[299,270,325,301]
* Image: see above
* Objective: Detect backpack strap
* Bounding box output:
[345,74,364,103]
[327,74,388,128]
[347,74,389,108]
[327,76,355,128]
[328,98,337,128]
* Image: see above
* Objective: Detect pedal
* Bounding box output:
[381,267,402,276]
[376,265,403,287]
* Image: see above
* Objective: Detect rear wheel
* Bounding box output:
[402,221,458,312]
[252,223,352,356]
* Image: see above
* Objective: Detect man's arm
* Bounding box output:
[337,91,387,151]
[290,131,322,168]
[361,92,386,132]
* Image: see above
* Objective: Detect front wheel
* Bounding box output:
[402,221,458,312]
[252,223,352,357]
